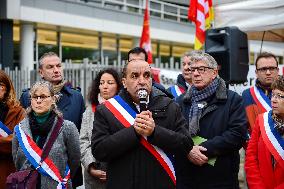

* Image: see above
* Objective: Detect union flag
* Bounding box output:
[140,0,153,64]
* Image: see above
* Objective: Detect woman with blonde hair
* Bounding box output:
[12,81,80,189]
[0,70,25,188]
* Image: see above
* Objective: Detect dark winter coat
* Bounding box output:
[91,87,193,189]
[176,78,247,189]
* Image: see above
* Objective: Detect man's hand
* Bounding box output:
[134,110,155,137]
[187,145,208,166]
[89,166,107,182]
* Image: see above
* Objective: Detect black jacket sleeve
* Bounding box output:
[91,105,140,162]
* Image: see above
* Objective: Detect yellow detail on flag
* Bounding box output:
[188,0,214,50]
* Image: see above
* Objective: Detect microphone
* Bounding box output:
[138,89,148,112]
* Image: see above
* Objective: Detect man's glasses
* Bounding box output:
[189,66,213,74]
[271,93,284,100]
[256,66,278,73]
[31,95,51,101]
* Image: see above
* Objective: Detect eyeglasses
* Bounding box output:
[189,66,213,74]
[256,66,278,73]
[31,95,51,101]
[271,93,284,100]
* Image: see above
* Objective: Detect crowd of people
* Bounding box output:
[0,47,283,189]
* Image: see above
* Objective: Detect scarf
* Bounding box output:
[272,113,284,136]
[0,102,8,123]
[29,111,56,148]
[53,80,66,95]
[188,78,219,136]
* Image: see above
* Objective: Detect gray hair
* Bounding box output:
[182,50,204,59]
[38,52,60,69]
[190,52,218,69]
[27,81,62,117]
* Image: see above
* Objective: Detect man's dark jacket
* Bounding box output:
[19,85,85,187]
[176,78,247,189]
[91,87,193,189]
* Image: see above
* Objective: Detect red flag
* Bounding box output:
[188,0,197,21]
[188,0,214,49]
[140,0,153,64]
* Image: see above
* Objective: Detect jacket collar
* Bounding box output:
[61,86,73,96]
[19,118,32,137]
[184,77,227,103]
[177,74,189,90]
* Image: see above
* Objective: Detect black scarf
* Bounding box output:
[29,111,56,148]
[0,102,9,123]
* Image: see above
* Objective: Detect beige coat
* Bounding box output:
[80,106,106,189]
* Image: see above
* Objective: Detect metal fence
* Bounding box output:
[2,57,181,100]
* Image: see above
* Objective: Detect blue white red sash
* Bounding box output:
[0,121,12,137]
[250,86,271,112]
[259,111,284,169]
[169,85,185,98]
[15,125,70,189]
[104,95,176,185]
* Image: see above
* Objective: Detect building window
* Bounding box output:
[61,32,99,62]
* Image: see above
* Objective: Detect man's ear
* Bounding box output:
[39,69,44,79]
[122,78,127,88]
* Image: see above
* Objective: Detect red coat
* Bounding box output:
[245,115,284,189]
[0,105,25,188]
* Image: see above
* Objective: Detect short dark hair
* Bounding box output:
[38,52,60,69]
[89,68,122,105]
[272,75,284,92]
[255,52,278,69]
[127,47,148,61]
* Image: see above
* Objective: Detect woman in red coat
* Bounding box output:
[0,70,25,188]
[245,75,284,189]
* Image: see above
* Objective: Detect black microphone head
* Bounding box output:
[138,89,148,99]
[138,89,148,112]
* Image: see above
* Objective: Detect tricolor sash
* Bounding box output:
[15,125,70,189]
[169,85,185,98]
[0,121,12,137]
[259,111,284,169]
[250,86,271,112]
[104,95,176,185]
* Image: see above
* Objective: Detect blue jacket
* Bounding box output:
[20,85,85,131]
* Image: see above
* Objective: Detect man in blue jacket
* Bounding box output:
[19,52,85,188]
